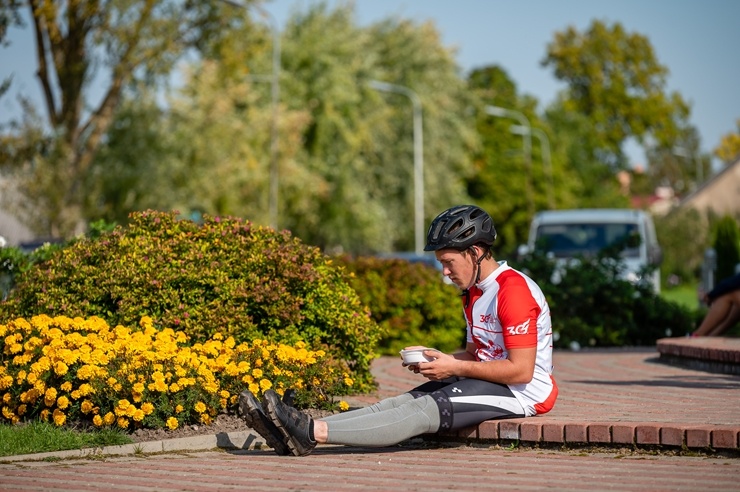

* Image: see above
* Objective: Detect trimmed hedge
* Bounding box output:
[336,256,465,355]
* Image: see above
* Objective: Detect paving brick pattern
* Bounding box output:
[2,445,739,491]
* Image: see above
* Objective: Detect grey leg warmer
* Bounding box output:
[322,393,416,422]
[323,394,440,447]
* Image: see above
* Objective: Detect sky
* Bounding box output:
[1,0,739,171]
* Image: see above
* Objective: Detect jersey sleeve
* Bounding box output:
[496,270,540,349]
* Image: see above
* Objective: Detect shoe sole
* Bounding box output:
[238,391,290,456]
[263,391,314,457]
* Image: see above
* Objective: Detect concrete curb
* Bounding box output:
[0,430,266,463]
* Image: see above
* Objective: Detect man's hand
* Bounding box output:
[416,350,456,381]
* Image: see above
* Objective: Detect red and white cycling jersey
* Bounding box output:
[463,261,558,416]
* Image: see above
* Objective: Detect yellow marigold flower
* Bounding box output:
[57,396,70,410]
[133,382,145,393]
[219,398,227,408]
[194,401,207,413]
[248,383,259,395]
[316,350,326,357]
[241,375,254,384]
[52,409,66,426]
[202,381,219,394]
[17,404,26,416]
[224,363,240,377]
[103,412,116,425]
[0,375,13,390]
[339,401,350,412]
[166,417,179,430]
[132,392,142,403]
[60,381,73,392]
[107,377,118,387]
[2,406,14,420]
[15,370,26,384]
[259,379,272,392]
[220,390,230,399]
[117,417,129,429]
[45,387,57,401]
[9,343,22,354]
[40,409,50,421]
[133,409,145,422]
[344,377,354,387]
[254,358,263,367]
[175,405,184,413]
[78,383,94,396]
[92,414,103,427]
[169,383,181,393]
[81,400,94,414]
[141,402,154,415]
[26,373,37,385]
[126,405,137,417]
[53,361,68,376]
[252,368,263,378]
[200,413,212,425]
[2,393,10,403]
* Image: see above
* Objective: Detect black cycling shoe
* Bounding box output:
[263,389,317,456]
[238,390,290,455]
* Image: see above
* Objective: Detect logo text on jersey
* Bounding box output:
[506,319,530,335]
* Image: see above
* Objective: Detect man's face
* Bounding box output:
[435,248,475,290]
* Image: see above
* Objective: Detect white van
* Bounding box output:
[519,209,663,293]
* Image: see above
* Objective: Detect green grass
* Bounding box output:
[660,283,700,311]
[0,421,133,457]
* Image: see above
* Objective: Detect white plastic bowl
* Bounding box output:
[400,348,435,365]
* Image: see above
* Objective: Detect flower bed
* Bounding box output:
[1,315,351,431]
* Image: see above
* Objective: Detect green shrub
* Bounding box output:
[515,250,695,348]
[0,210,380,390]
[336,256,465,355]
[712,215,740,282]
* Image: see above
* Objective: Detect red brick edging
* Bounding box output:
[437,419,740,450]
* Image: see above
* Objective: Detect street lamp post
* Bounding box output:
[220,0,280,229]
[485,105,534,214]
[368,80,424,255]
[511,125,555,209]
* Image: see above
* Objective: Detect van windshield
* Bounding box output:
[534,223,640,259]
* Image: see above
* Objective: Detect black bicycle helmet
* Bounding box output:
[424,205,497,251]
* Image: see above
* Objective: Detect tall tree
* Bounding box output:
[542,20,690,169]
[0,0,258,237]
[714,119,740,165]
[275,3,475,253]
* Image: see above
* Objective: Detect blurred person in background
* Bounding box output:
[692,272,740,337]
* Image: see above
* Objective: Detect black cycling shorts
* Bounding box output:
[409,377,525,431]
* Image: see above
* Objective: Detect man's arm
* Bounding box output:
[419,346,536,385]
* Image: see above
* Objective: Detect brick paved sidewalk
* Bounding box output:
[348,343,740,450]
